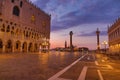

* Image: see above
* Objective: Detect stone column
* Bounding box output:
[20,43,23,52]
[69,31,73,51]
[12,45,14,53]
[39,44,42,52]
[32,43,35,52]
[96,28,100,53]
[27,43,29,53]
[2,43,6,53]
[12,41,15,53]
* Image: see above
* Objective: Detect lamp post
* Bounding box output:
[102,41,108,53]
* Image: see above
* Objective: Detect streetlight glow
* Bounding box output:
[102,40,108,53]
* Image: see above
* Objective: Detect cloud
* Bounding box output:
[77,30,107,37]
[31,0,120,31]
[31,0,50,9]
[29,0,38,2]
[51,0,120,31]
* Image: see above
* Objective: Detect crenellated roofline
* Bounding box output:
[108,17,120,32]
[25,0,51,18]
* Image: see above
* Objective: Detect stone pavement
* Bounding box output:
[95,53,120,80]
[49,53,120,80]
[0,52,82,80]
[0,52,120,80]
[57,53,99,80]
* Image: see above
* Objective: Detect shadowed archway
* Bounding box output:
[22,42,27,52]
[0,39,3,52]
[34,43,38,52]
[6,40,12,52]
[28,43,33,52]
[15,41,21,52]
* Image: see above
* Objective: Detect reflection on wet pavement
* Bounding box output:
[0,51,82,80]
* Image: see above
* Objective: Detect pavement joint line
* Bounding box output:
[77,66,88,80]
[48,53,88,80]
[97,70,104,80]
[95,61,113,70]
[95,61,99,65]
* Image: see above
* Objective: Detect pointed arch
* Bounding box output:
[16,41,21,52]
[28,43,33,52]
[6,40,12,52]
[22,42,27,52]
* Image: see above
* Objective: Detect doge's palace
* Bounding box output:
[0,0,51,53]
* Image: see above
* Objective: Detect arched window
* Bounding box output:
[1,24,5,32]
[13,6,20,16]
[31,15,35,22]
[6,25,10,32]
[20,1,23,7]
[26,31,28,37]
[11,0,14,3]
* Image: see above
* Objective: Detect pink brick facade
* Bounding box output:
[0,0,51,53]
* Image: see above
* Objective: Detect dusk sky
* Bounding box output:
[30,0,120,50]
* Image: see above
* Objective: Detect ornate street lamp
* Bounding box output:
[102,41,108,53]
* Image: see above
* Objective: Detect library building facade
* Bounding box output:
[108,18,120,54]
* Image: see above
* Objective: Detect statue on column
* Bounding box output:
[96,28,100,53]
[69,31,73,51]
